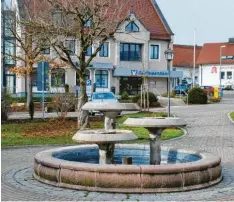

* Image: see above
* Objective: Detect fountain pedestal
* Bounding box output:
[124,117,187,165]
[72,129,138,164]
[99,144,115,164]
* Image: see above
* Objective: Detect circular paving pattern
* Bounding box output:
[2,164,234,201]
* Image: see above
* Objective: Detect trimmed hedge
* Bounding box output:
[132,92,158,106]
[188,87,208,104]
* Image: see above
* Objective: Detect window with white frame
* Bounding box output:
[125,21,139,32]
[65,40,75,55]
[227,71,232,79]
[95,70,108,88]
[86,46,92,56]
[221,72,225,79]
[51,69,65,87]
[99,42,109,57]
[150,44,159,59]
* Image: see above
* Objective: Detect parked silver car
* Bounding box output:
[89,92,119,116]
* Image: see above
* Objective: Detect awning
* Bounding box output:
[72,60,113,70]
[113,67,183,78]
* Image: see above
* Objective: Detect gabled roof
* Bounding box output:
[128,0,172,40]
[18,0,173,41]
[197,42,234,65]
[173,45,202,68]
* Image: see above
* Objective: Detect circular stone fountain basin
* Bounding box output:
[72,130,138,144]
[34,144,222,193]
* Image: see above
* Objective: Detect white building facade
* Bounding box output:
[10,0,183,97]
[198,39,234,88]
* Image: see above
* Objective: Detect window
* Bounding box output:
[51,69,65,87]
[95,70,108,88]
[4,11,15,37]
[150,45,159,59]
[227,71,232,79]
[76,71,90,85]
[221,72,225,79]
[86,46,92,56]
[84,20,92,28]
[42,47,50,55]
[99,43,109,57]
[32,69,37,86]
[5,39,15,65]
[65,40,75,55]
[125,22,139,32]
[120,43,142,61]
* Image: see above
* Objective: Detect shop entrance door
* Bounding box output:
[120,77,142,95]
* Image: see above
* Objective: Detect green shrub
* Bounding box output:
[132,92,158,106]
[161,92,176,98]
[29,101,34,120]
[121,91,129,100]
[150,101,161,107]
[188,87,208,104]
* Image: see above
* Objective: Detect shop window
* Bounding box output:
[221,72,225,79]
[95,70,108,88]
[120,43,142,61]
[227,71,232,79]
[125,22,139,32]
[51,69,65,87]
[65,40,75,55]
[76,70,90,85]
[99,42,109,57]
[86,46,92,56]
[150,45,159,59]
[32,69,37,86]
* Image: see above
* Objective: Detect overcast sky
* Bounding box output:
[156,0,234,45]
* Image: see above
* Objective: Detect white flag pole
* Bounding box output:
[193,28,196,87]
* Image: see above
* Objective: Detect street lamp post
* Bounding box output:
[220,46,226,87]
[164,49,174,118]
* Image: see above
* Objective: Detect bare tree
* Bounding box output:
[31,0,131,129]
[3,0,57,107]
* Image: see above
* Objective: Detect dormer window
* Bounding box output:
[125,21,139,32]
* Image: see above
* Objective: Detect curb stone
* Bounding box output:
[227,112,234,124]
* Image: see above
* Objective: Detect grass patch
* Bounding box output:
[1,112,184,147]
[230,112,234,121]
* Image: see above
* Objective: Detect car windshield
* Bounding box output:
[92,93,115,100]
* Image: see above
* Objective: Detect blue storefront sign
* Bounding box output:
[113,67,183,78]
[131,70,169,76]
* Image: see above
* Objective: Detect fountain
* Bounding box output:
[34,103,222,193]
[82,102,140,130]
[123,117,186,165]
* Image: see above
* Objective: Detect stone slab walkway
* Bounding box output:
[2,103,234,201]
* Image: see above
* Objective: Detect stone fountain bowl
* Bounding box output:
[124,117,187,128]
[72,129,138,144]
[34,144,222,193]
[82,102,140,112]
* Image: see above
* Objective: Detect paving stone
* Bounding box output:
[2,103,234,201]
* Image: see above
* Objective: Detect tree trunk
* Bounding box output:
[26,71,33,107]
[77,75,89,129]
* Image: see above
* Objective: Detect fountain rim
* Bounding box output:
[34,144,221,173]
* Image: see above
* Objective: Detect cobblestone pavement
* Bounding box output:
[2,103,234,201]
